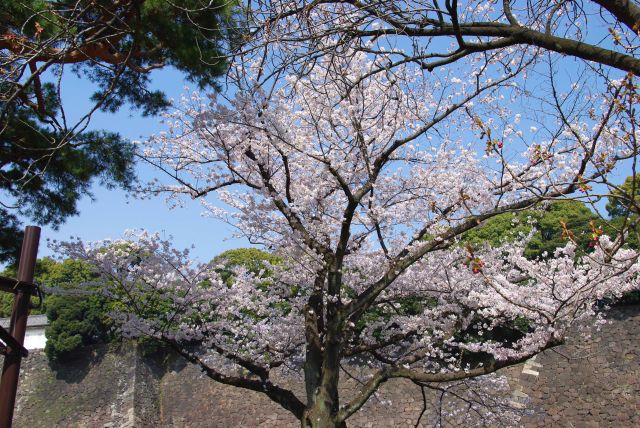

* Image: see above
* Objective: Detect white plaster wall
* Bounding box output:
[23,327,46,350]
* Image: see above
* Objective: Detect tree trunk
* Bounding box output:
[302,352,346,428]
[301,399,347,428]
[301,269,347,427]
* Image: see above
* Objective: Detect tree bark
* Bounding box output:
[591,0,640,31]
[301,358,344,428]
[302,269,347,428]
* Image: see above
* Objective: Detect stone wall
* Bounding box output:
[516,305,640,427]
[12,344,138,427]
[5,304,639,427]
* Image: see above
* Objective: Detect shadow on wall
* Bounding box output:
[48,344,111,384]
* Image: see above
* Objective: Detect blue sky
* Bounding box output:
[31,67,251,264]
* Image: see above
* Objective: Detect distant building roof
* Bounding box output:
[0,314,48,329]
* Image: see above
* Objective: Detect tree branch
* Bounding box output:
[337,337,562,422]
[165,341,306,419]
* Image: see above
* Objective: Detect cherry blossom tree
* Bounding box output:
[55,1,640,427]
[57,61,638,427]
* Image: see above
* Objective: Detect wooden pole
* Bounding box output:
[0,226,40,428]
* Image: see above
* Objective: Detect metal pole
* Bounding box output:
[0,226,40,428]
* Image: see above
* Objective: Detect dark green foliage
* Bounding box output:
[464,178,638,257]
[603,176,640,250]
[604,177,640,304]
[354,296,437,342]
[463,200,606,259]
[40,258,116,361]
[602,215,640,251]
[44,294,113,361]
[523,201,605,258]
[137,335,171,356]
[462,209,539,250]
[0,209,23,264]
[606,176,640,218]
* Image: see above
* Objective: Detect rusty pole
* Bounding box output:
[0,226,40,428]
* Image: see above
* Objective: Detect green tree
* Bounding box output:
[606,176,640,218]
[40,258,117,361]
[0,257,62,317]
[0,0,239,263]
[212,248,281,286]
[0,257,116,361]
[604,218,640,252]
[604,176,640,250]
[44,293,114,361]
[463,200,605,259]
[605,176,640,304]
